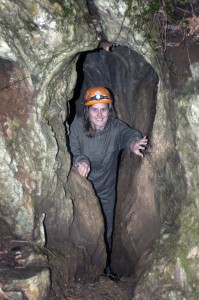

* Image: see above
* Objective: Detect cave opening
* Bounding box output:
[68,46,160,276]
[0,46,160,296]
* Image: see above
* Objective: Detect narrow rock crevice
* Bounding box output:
[68,46,160,276]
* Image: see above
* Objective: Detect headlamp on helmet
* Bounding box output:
[84,87,112,106]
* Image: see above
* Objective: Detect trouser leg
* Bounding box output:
[99,193,116,252]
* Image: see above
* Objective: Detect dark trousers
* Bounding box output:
[95,185,116,253]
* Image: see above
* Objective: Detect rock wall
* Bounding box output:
[0,0,198,299]
[0,0,105,298]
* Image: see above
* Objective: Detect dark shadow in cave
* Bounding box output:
[68,46,159,276]
[67,51,86,126]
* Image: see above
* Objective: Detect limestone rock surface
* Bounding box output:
[0,0,199,299]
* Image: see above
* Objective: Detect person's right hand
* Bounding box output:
[75,161,90,177]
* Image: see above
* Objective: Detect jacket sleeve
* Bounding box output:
[116,119,143,151]
[69,117,90,166]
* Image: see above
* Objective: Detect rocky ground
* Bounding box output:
[0,231,137,300]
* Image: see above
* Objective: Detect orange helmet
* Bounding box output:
[84,87,112,106]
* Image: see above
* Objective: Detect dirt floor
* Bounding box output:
[0,232,137,300]
[62,276,136,300]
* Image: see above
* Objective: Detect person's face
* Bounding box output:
[88,102,109,130]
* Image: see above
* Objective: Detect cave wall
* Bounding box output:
[0,0,198,299]
[134,37,199,298]
[0,0,105,297]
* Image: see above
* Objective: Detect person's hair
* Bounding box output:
[84,103,115,138]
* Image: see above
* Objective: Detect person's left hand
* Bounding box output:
[130,136,148,158]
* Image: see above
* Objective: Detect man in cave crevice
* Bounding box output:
[69,86,148,277]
